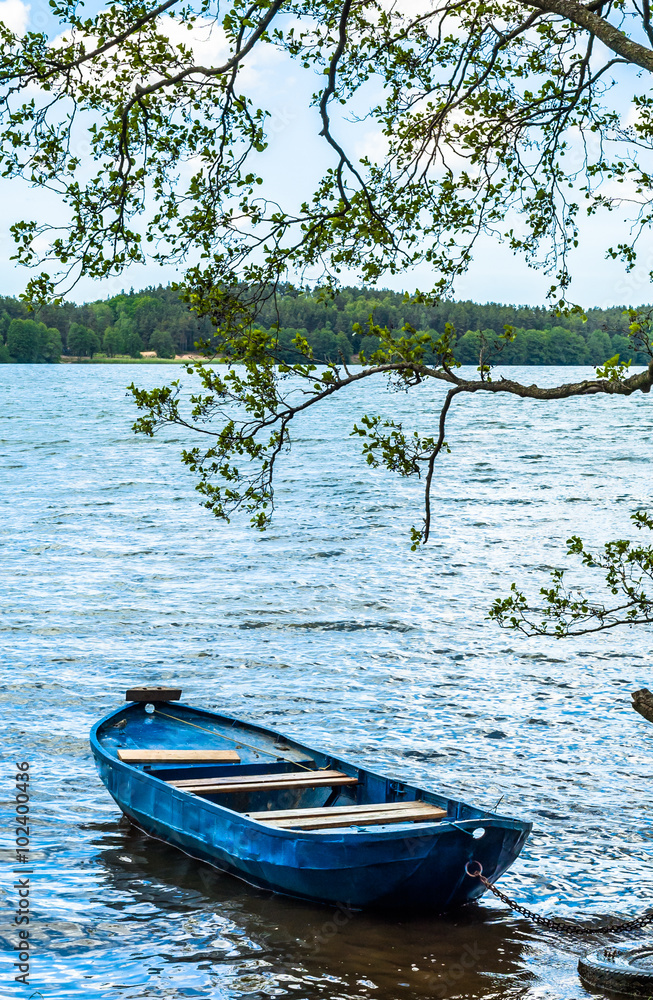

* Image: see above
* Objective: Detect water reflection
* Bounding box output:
[94,821,532,999]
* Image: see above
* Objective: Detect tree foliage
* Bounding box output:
[0,285,207,357]
[5,317,62,362]
[489,511,653,635]
[67,322,101,358]
[2,1,653,539]
[3,0,653,301]
[4,284,652,363]
[150,329,177,359]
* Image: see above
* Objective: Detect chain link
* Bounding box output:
[466,862,653,936]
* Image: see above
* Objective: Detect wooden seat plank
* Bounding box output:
[167,769,357,794]
[251,801,447,830]
[168,768,348,788]
[247,800,439,821]
[118,749,241,763]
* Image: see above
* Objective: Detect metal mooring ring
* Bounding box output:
[465,860,483,878]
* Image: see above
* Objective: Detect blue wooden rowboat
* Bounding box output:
[90,693,531,911]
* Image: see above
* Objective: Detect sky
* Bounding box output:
[1,0,653,308]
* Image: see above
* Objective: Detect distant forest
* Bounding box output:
[0,284,650,365]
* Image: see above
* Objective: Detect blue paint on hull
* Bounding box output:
[91,701,531,911]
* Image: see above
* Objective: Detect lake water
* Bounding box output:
[1,363,653,1000]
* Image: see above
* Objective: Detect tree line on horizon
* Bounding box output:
[0,285,650,366]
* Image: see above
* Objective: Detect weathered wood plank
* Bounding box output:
[247,800,437,821]
[169,768,348,788]
[118,749,241,763]
[167,769,358,794]
[126,687,182,702]
[632,687,653,724]
[254,802,447,830]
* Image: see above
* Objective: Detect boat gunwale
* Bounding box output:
[90,701,532,842]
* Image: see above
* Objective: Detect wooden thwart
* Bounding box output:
[248,800,447,830]
[248,800,445,821]
[118,749,241,763]
[167,768,357,794]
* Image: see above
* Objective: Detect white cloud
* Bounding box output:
[160,15,286,88]
[0,0,30,35]
[353,127,388,163]
[159,16,229,71]
[51,13,286,95]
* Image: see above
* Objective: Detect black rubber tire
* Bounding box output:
[579,945,653,997]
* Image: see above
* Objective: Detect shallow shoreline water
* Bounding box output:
[1,364,652,999]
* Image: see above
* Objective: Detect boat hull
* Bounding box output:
[91,702,531,911]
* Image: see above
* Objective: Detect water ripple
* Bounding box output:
[1,364,652,999]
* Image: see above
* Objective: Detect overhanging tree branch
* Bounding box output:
[2,2,653,540]
[489,510,653,635]
[128,319,653,544]
[422,385,463,544]
[521,0,653,72]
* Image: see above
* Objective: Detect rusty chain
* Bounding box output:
[465,861,653,936]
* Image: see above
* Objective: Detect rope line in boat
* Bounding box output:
[465,861,653,935]
[152,709,317,771]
